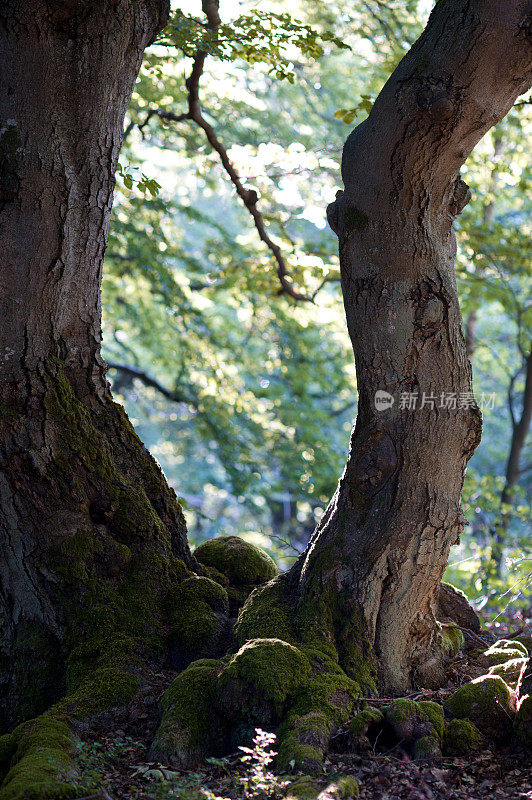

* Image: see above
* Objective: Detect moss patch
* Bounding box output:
[437,625,464,658]
[167,577,230,669]
[150,659,225,769]
[488,657,528,689]
[234,579,296,646]
[444,675,515,740]
[385,699,444,746]
[444,718,484,756]
[514,695,532,749]
[483,639,528,667]
[220,638,311,717]
[194,536,278,587]
[0,714,81,799]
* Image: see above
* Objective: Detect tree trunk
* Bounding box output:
[0,0,194,732]
[316,0,532,691]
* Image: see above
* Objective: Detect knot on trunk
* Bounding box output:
[449,177,471,217]
[350,429,397,498]
[416,86,456,123]
[327,190,369,242]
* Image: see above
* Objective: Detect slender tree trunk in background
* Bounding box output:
[0,0,193,731]
[464,133,503,359]
[491,350,532,574]
[317,0,532,690]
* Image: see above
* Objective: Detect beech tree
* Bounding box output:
[0,0,531,795]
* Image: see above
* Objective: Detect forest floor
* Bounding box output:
[73,607,532,800]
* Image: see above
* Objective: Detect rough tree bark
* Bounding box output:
[0,0,195,736]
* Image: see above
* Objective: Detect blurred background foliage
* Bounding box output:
[103,0,531,625]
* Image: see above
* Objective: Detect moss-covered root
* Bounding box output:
[443,719,484,756]
[384,700,444,760]
[166,576,230,669]
[152,639,362,773]
[150,659,225,769]
[0,714,83,800]
[283,776,359,800]
[444,675,516,742]
[276,649,361,774]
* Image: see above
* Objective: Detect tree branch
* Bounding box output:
[106,361,191,406]
[130,0,315,303]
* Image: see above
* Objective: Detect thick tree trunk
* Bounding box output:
[0,0,194,731]
[315,0,532,691]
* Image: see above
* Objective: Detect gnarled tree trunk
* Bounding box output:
[0,0,194,734]
[308,0,532,691]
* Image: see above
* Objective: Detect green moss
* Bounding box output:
[58,667,140,718]
[234,579,296,646]
[444,675,515,740]
[438,625,464,657]
[220,638,310,713]
[484,639,528,666]
[488,657,528,689]
[295,578,376,694]
[0,714,81,799]
[9,621,63,726]
[0,734,17,780]
[513,635,532,656]
[167,577,229,668]
[151,659,225,768]
[276,649,360,773]
[194,536,278,587]
[443,719,484,755]
[276,731,323,774]
[284,776,322,800]
[227,586,253,615]
[318,776,360,799]
[343,205,368,231]
[348,706,383,738]
[514,695,532,749]
[412,735,441,760]
[385,700,444,744]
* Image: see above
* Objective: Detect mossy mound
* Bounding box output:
[194,536,278,588]
[483,639,528,667]
[437,625,465,658]
[283,776,359,800]
[284,776,323,800]
[318,776,359,799]
[276,649,361,774]
[219,638,311,744]
[384,699,444,758]
[444,675,515,740]
[234,579,296,646]
[443,718,484,755]
[513,635,532,656]
[488,657,528,689]
[0,713,82,799]
[167,576,230,669]
[150,659,225,769]
[514,695,532,749]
